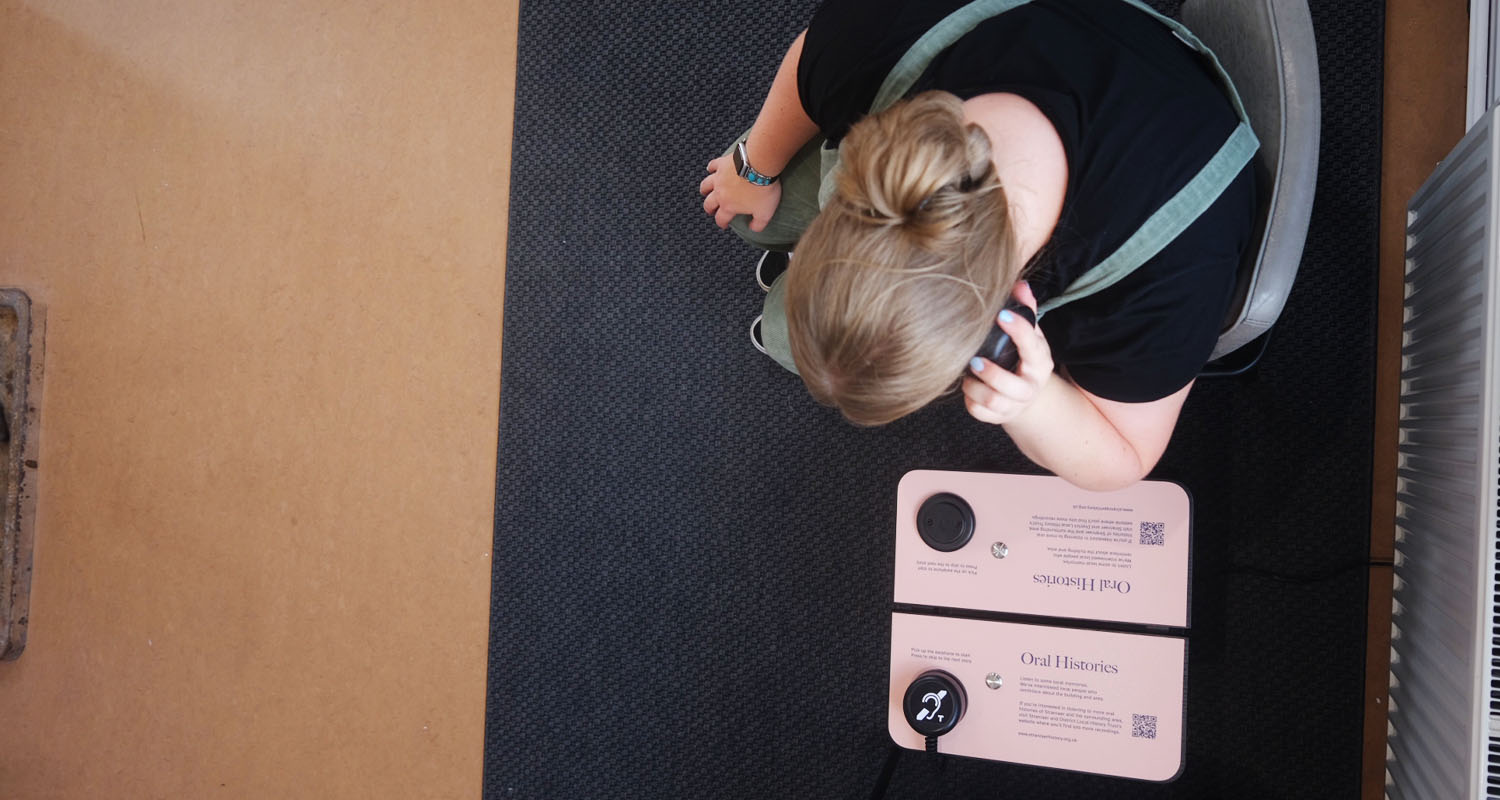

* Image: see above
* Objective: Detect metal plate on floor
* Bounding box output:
[0,290,42,661]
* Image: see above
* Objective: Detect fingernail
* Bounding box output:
[970,357,985,373]
[999,309,1015,323]
[1019,279,1031,292]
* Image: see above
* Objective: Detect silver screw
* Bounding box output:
[986,673,1004,690]
[991,542,1009,559]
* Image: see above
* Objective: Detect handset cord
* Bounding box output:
[1215,557,1386,585]
[868,746,903,800]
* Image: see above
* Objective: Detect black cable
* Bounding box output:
[867,746,902,800]
[925,735,937,753]
[1214,557,1378,585]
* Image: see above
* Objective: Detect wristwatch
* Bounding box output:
[733,140,779,186]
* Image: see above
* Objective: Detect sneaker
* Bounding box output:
[756,250,791,292]
[750,315,767,355]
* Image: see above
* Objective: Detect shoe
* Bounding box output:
[750,315,767,355]
[756,250,790,292]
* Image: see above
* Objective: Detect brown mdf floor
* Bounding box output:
[1367,2,1469,798]
[0,1,516,798]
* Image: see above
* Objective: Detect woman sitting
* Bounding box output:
[699,0,1257,490]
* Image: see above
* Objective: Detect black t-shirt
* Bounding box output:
[797,0,1255,402]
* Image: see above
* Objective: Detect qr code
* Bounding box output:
[1132,714,1158,739]
[1139,521,1165,546]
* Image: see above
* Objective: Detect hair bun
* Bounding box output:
[836,92,997,234]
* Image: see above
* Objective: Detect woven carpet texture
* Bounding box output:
[486,1,1383,797]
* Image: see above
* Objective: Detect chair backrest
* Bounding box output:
[1181,0,1321,361]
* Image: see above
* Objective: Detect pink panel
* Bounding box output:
[888,613,1186,781]
[894,471,1191,627]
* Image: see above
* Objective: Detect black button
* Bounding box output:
[916,493,975,552]
[903,669,966,737]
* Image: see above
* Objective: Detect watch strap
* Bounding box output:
[735,140,778,186]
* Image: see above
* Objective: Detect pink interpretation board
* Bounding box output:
[888,612,1186,781]
[894,471,1191,628]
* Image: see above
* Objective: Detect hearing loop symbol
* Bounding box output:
[915,690,947,723]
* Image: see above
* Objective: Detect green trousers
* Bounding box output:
[722,132,835,374]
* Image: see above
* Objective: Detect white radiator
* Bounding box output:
[1388,105,1500,800]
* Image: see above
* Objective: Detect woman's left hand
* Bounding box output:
[700,153,781,232]
[963,280,1053,425]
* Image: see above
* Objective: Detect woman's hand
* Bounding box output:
[700,153,781,232]
[963,280,1053,425]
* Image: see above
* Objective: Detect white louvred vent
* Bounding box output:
[1491,440,1500,800]
[1388,106,1500,800]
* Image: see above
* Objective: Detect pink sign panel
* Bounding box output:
[888,612,1186,781]
[894,471,1191,627]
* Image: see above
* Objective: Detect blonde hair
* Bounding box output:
[786,91,1023,425]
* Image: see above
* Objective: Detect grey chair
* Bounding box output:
[1182,0,1321,370]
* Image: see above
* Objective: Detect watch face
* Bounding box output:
[733,142,747,177]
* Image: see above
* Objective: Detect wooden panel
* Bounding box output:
[0,1,515,796]
[1363,565,1395,797]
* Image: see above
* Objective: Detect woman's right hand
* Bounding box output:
[700,153,781,232]
[962,281,1054,426]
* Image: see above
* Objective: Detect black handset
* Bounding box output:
[976,302,1036,372]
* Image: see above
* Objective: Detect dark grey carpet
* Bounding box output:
[485,1,1382,797]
